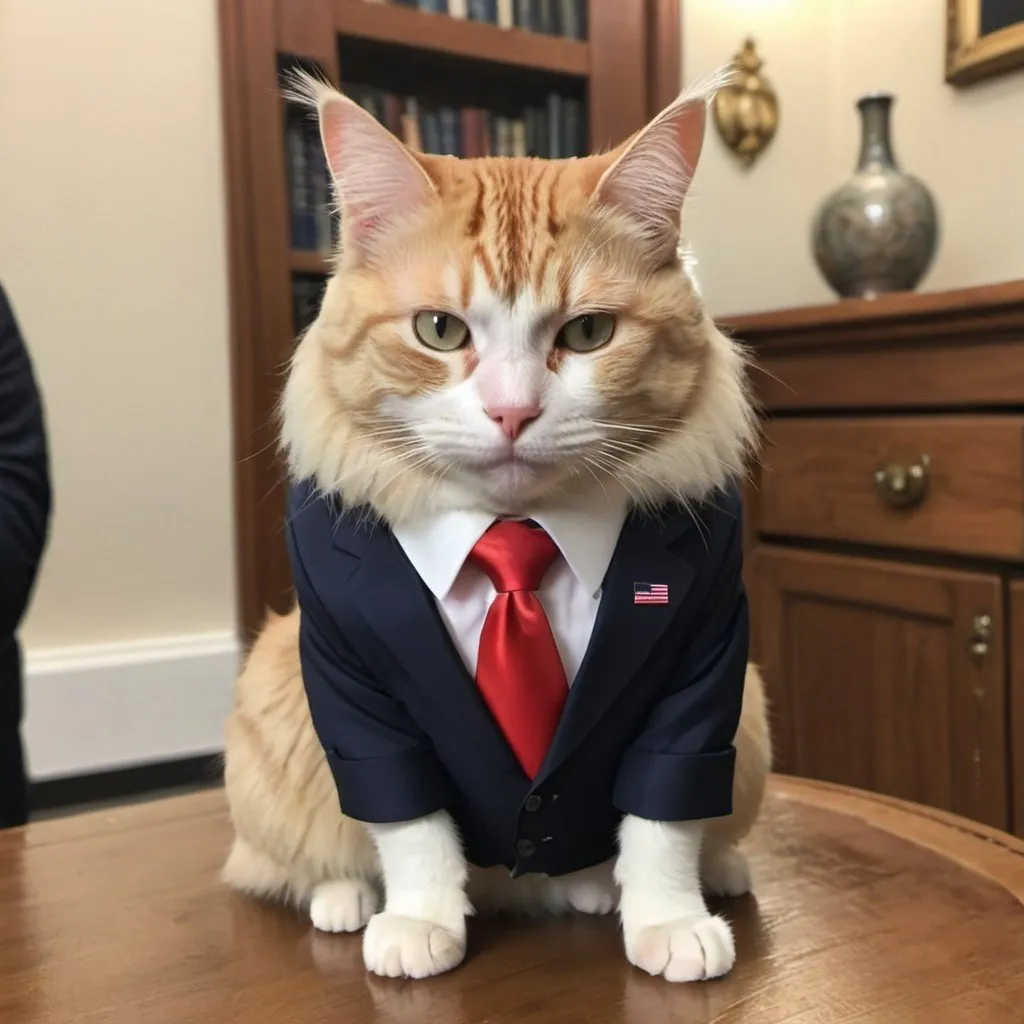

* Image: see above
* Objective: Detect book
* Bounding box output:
[461,108,484,158]
[448,0,468,17]
[285,110,316,249]
[546,93,563,158]
[511,118,526,157]
[497,0,513,28]
[537,0,555,34]
[480,111,493,155]
[417,0,446,10]
[562,97,584,157]
[402,97,423,151]
[420,107,442,154]
[514,0,532,29]
[307,126,333,254]
[468,0,495,22]
[559,0,582,39]
[438,106,461,155]
[382,93,403,138]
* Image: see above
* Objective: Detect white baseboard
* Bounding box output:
[23,631,241,781]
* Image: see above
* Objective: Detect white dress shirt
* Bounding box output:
[391,493,630,685]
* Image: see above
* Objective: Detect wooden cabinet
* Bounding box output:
[727,281,1024,835]
[754,547,1007,829]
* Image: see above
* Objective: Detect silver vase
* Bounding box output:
[812,94,938,299]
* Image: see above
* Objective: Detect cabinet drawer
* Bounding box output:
[759,416,1024,559]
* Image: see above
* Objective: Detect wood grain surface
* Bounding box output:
[2,777,1023,1023]
[759,416,1024,559]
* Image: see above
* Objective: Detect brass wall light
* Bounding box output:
[713,39,779,168]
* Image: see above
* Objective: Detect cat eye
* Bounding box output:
[413,311,471,352]
[556,313,616,353]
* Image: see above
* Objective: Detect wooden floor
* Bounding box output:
[2,776,1023,1023]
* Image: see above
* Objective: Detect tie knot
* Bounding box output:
[469,521,560,594]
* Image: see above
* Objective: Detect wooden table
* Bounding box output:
[2,776,1024,1023]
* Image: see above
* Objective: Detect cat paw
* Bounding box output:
[625,914,735,982]
[362,913,466,979]
[702,846,752,898]
[566,877,618,915]
[309,879,379,933]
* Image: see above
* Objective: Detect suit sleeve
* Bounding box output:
[286,507,452,824]
[612,509,747,823]
[0,286,51,641]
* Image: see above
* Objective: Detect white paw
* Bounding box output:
[625,914,735,982]
[309,879,379,933]
[362,913,466,979]
[566,878,618,915]
[702,846,752,898]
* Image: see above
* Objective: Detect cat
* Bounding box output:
[222,69,771,983]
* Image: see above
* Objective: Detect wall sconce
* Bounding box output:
[713,39,779,168]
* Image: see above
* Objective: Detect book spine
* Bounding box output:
[481,111,493,156]
[562,98,582,158]
[467,0,492,21]
[514,0,532,29]
[438,106,460,155]
[511,118,526,157]
[461,108,481,158]
[402,97,423,151]
[382,93,403,138]
[575,0,586,39]
[307,125,333,254]
[286,112,315,249]
[497,0,513,28]
[535,103,549,157]
[448,0,468,16]
[421,108,442,154]
[546,93,563,158]
[559,0,579,38]
[537,0,554,34]
[417,0,446,11]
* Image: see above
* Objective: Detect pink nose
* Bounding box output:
[486,404,541,441]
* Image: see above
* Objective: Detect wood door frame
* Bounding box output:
[218,0,682,640]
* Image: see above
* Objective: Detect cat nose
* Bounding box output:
[486,404,542,441]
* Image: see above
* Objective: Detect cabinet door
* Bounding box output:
[753,547,1007,829]
[1011,582,1024,837]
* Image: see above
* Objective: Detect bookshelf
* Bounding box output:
[219,0,681,638]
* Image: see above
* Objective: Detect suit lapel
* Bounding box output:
[538,513,696,781]
[333,521,524,778]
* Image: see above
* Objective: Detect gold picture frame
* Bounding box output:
[947,0,1024,85]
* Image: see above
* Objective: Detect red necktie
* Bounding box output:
[469,521,568,779]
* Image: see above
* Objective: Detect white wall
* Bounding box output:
[0,0,236,648]
[0,0,238,776]
[684,0,1024,316]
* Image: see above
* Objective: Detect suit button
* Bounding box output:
[516,838,536,858]
[524,795,542,813]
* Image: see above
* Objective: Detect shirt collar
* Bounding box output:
[391,490,630,601]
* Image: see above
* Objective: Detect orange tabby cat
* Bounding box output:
[223,69,771,983]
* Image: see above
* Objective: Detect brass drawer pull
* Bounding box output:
[874,455,930,509]
[968,612,993,663]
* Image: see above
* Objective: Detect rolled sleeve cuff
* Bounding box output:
[326,746,452,824]
[613,746,736,822]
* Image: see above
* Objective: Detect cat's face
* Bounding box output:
[282,75,753,522]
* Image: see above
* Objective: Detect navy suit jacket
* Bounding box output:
[287,480,748,878]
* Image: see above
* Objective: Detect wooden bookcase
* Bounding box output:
[218,0,681,638]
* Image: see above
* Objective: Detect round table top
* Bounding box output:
[2,776,1023,1023]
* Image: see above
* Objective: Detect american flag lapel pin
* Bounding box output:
[634,582,669,605]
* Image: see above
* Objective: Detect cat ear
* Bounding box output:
[592,85,710,256]
[284,72,435,256]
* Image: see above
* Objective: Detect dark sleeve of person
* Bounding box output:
[0,285,51,640]
[612,504,747,823]
[285,496,452,824]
